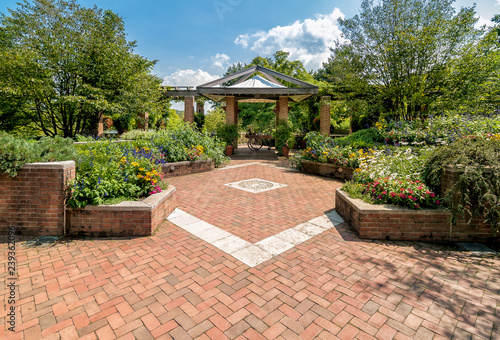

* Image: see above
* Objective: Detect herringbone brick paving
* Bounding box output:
[1,148,499,339]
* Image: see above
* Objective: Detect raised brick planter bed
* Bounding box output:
[335,189,497,242]
[162,159,213,178]
[0,161,75,236]
[66,186,176,237]
[301,160,354,180]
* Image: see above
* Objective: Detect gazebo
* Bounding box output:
[163,65,332,135]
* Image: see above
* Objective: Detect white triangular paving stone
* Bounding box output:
[274,229,311,245]
[308,215,335,229]
[326,210,345,225]
[231,245,273,267]
[195,227,233,243]
[167,209,201,228]
[212,236,252,254]
[181,220,215,234]
[294,222,329,237]
[255,236,295,256]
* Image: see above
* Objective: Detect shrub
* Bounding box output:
[334,128,382,148]
[69,141,165,208]
[422,137,500,233]
[0,132,77,176]
[302,132,360,168]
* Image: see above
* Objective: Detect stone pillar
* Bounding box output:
[278,96,289,122]
[184,96,195,123]
[226,96,236,125]
[97,115,104,137]
[137,112,149,131]
[320,96,331,136]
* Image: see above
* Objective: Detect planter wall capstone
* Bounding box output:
[301,160,354,180]
[162,159,213,178]
[335,189,496,242]
[66,186,176,237]
[0,161,75,236]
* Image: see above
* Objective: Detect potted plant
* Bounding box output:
[217,124,239,156]
[274,120,296,156]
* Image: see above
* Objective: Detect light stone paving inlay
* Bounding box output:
[167,208,344,267]
[224,178,288,194]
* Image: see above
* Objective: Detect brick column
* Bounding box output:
[137,112,149,131]
[184,96,195,123]
[226,96,236,125]
[320,96,331,136]
[274,100,280,127]
[0,161,75,236]
[97,115,104,137]
[196,100,204,115]
[278,96,289,122]
[234,101,239,148]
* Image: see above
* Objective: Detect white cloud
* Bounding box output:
[497,0,500,6]
[211,53,231,69]
[162,69,219,86]
[234,8,346,70]
[475,15,494,29]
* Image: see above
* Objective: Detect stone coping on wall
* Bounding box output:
[77,186,175,212]
[22,161,75,169]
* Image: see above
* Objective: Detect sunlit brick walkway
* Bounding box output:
[1,147,499,339]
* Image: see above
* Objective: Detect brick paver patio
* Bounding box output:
[1,147,499,339]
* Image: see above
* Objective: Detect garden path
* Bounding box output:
[1,145,499,339]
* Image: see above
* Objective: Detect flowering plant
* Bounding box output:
[362,178,440,209]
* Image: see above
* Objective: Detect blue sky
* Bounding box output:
[1,0,498,88]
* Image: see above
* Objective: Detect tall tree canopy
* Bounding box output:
[317,0,500,125]
[0,0,168,137]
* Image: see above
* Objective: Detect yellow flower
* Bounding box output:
[139,167,145,171]
[131,162,139,167]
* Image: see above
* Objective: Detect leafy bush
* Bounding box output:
[274,120,296,151]
[0,132,77,176]
[69,141,165,208]
[334,128,382,148]
[344,145,439,210]
[302,132,360,168]
[216,124,239,146]
[422,137,500,232]
[121,123,229,167]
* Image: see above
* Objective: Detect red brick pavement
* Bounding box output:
[1,152,499,339]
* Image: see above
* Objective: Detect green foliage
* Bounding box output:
[318,0,500,123]
[334,128,382,148]
[69,141,164,208]
[422,138,500,233]
[0,0,168,137]
[274,120,296,152]
[204,107,225,134]
[216,124,239,147]
[302,131,360,167]
[0,132,77,176]
[123,123,229,167]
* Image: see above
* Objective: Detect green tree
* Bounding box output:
[318,0,498,123]
[204,107,225,134]
[0,0,167,137]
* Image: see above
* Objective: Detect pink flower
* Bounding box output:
[430,193,436,197]
[382,191,387,194]
[435,200,440,205]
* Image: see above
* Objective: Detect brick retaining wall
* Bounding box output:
[67,186,176,237]
[335,189,496,242]
[301,160,354,180]
[0,161,75,236]
[162,159,213,178]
